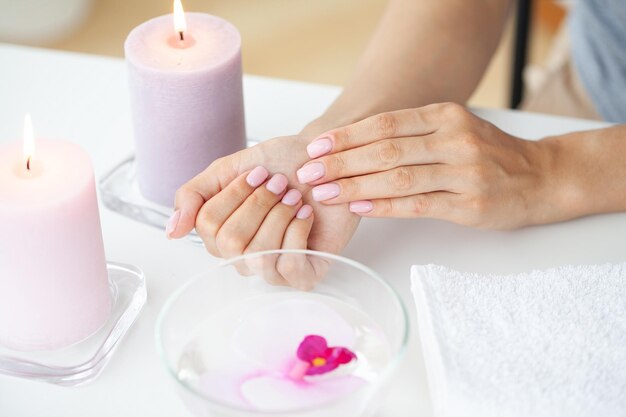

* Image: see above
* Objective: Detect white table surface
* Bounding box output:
[1,43,624,417]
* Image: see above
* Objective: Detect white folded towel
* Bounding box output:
[411,263,626,417]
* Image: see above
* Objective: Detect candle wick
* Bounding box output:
[26,156,31,171]
[179,31,184,41]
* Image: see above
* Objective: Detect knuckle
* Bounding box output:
[337,126,352,148]
[208,156,227,172]
[375,140,402,167]
[276,255,302,277]
[441,102,468,120]
[248,189,275,209]
[390,167,415,191]
[420,137,436,154]
[412,195,431,215]
[339,178,359,198]
[215,230,245,255]
[324,153,346,175]
[376,199,393,216]
[457,132,482,158]
[194,218,211,238]
[195,210,218,238]
[373,112,398,138]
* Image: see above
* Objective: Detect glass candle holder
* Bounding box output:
[156,249,408,417]
[0,262,146,386]
[99,138,258,246]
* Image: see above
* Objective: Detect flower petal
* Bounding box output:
[297,335,328,362]
[330,347,357,365]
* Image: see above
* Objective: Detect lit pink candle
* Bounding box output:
[124,1,246,207]
[0,116,111,351]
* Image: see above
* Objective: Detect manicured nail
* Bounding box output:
[296,162,325,184]
[166,209,181,238]
[296,205,313,219]
[307,137,332,158]
[312,183,340,201]
[266,173,288,194]
[349,200,373,213]
[246,166,269,187]
[282,189,302,206]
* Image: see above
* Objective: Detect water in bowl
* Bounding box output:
[175,291,392,414]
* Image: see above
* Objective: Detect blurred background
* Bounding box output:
[0,0,566,108]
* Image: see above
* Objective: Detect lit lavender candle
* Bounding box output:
[124,0,246,206]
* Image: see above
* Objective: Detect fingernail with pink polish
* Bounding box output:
[312,183,340,201]
[266,173,288,194]
[246,166,269,187]
[296,162,325,184]
[296,205,313,219]
[307,137,333,158]
[282,189,302,206]
[349,200,373,214]
[166,209,181,238]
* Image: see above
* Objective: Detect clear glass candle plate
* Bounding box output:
[0,262,147,386]
[156,249,409,417]
[99,140,259,246]
[99,156,203,245]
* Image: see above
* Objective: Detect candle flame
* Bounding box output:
[23,114,34,170]
[173,0,187,37]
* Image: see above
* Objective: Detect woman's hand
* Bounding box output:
[297,103,558,229]
[167,135,361,288]
[181,165,319,288]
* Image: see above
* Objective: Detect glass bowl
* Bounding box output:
[156,249,408,417]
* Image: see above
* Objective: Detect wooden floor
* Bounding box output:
[9,0,565,109]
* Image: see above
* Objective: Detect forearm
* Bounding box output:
[540,125,626,221]
[305,0,511,135]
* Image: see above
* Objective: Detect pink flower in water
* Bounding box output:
[288,335,356,380]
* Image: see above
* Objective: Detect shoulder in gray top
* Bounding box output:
[569,0,626,122]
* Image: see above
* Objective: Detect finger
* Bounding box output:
[298,136,448,185]
[241,253,288,286]
[348,192,460,219]
[282,205,314,249]
[245,189,303,253]
[276,205,318,290]
[243,191,303,283]
[305,103,458,158]
[311,164,458,204]
[195,166,269,256]
[215,173,289,258]
[170,156,240,239]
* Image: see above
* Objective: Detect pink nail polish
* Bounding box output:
[282,189,302,206]
[296,205,313,219]
[307,137,333,158]
[266,173,288,194]
[296,162,325,184]
[349,200,373,213]
[166,209,181,238]
[246,166,269,187]
[312,183,340,201]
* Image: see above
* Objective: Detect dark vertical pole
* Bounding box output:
[510,0,533,109]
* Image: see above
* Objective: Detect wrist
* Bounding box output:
[526,135,589,225]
